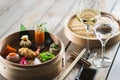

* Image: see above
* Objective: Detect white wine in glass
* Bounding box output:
[77,9,100,27]
[76,0,101,55]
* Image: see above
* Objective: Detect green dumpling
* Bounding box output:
[39,51,55,62]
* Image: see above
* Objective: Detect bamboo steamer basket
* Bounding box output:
[0,30,65,80]
[64,12,120,48]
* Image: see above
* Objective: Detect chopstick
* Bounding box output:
[58,48,86,80]
[71,51,92,67]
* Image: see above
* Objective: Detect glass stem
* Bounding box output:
[101,43,106,61]
[86,25,90,53]
[86,30,89,52]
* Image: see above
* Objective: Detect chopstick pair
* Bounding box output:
[71,51,92,67]
[70,50,92,80]
[58,48,86,80]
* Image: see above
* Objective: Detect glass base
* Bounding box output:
[82,49,97,59]
[93,56,112,68]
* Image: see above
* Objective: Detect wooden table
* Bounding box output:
[0,0,120,80]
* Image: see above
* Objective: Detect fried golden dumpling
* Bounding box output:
[19,48,37,58]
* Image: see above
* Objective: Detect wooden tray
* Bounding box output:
[64,12,120,48]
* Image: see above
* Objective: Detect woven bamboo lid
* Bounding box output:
[64,12,120,48]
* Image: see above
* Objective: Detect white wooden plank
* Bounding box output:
[0,0,16,15]
[103,0,118,12]
[38,0,75,33]
[107,43,120,80]
[112,0,120,19]
[0,0,36,39]
[1,0,75,34]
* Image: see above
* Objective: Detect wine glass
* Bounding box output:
[76,0,101,56]
[93,15,119,68]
